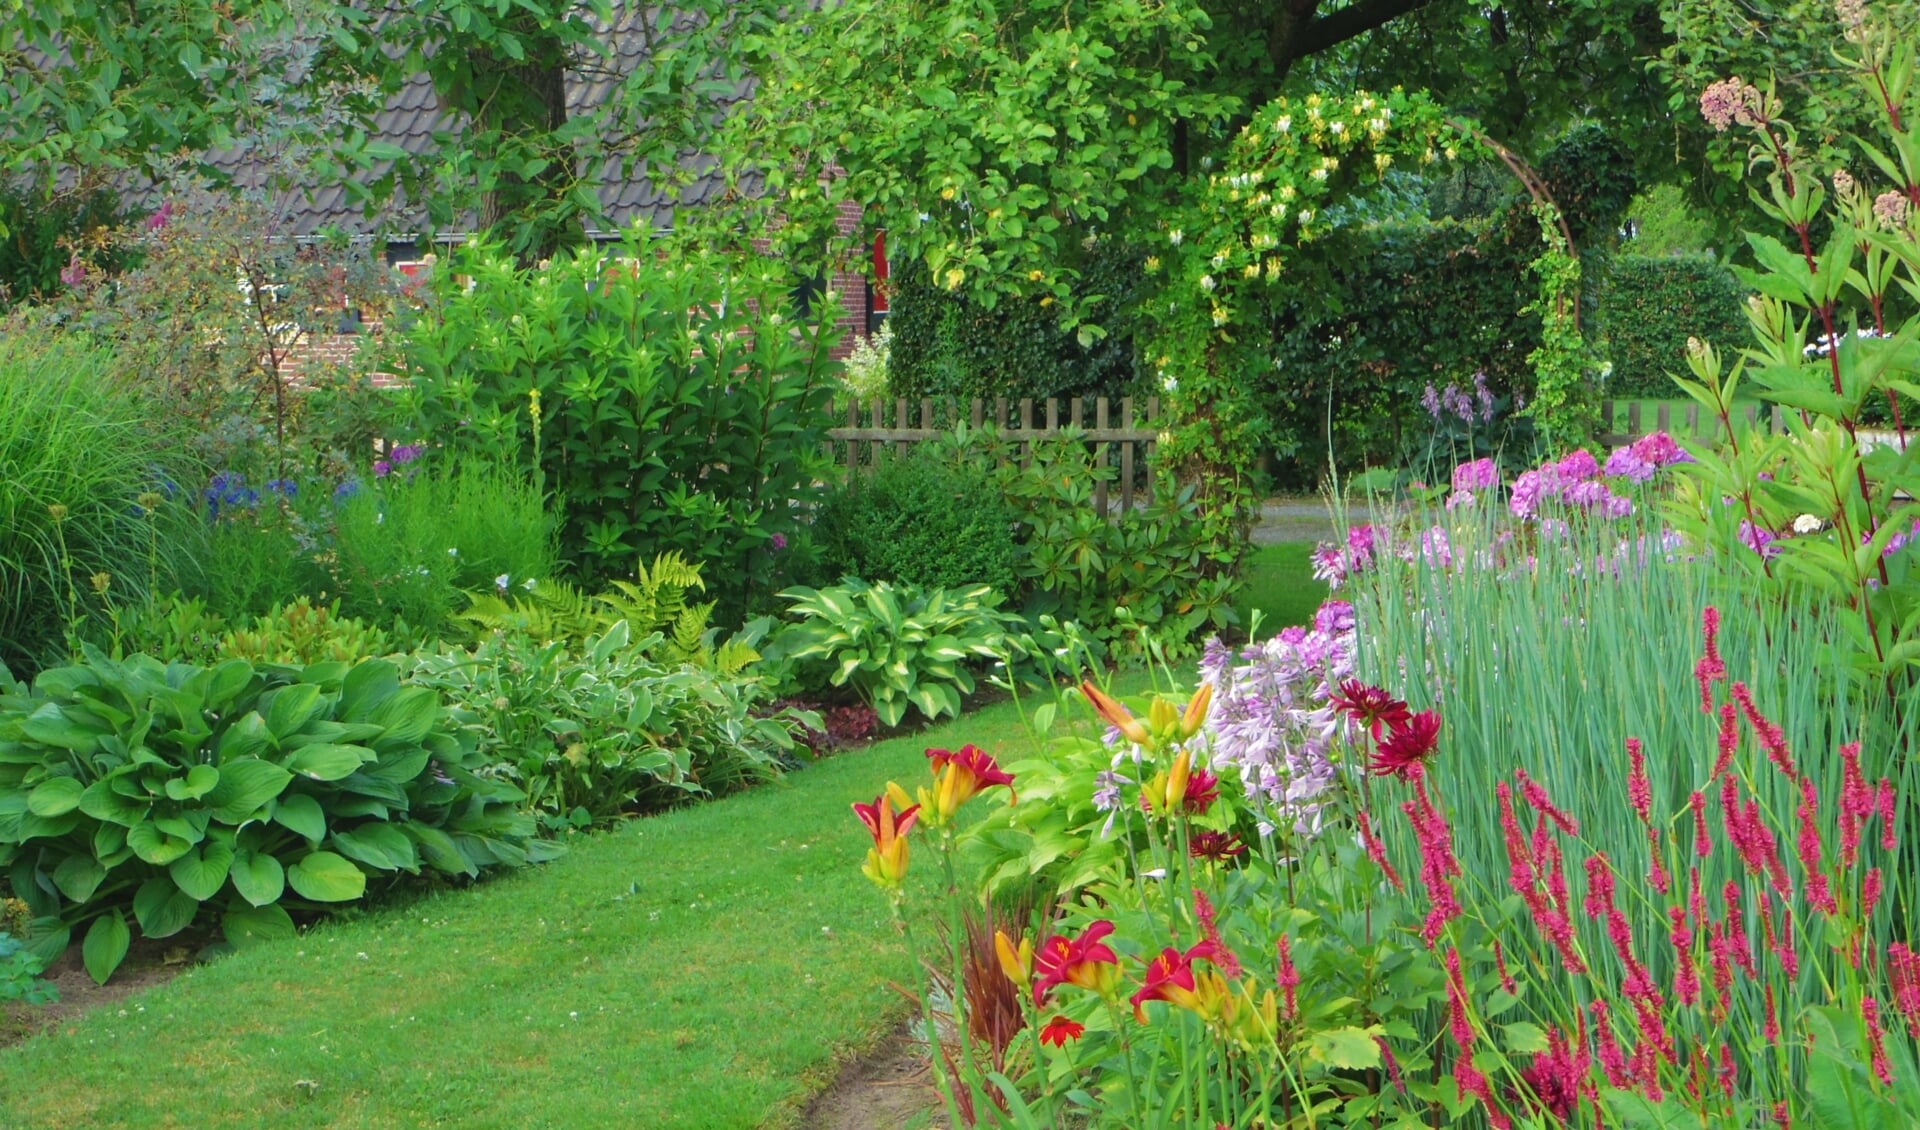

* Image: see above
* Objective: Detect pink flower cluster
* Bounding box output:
[1700,76,1765,132]
[1309,523,1377,587]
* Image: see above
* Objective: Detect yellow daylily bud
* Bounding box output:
[995,930,1034,988]
[1149,696,1179,738]
[1082,681,1151,745]
[1167,749,1192,811]
[1181,683,1214,738]
[886,781,916,812]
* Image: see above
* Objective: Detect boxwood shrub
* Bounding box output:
[1600,253,1748,397]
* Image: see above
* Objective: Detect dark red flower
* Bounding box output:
[1188,830,1247,862]
[1371,711,1442,778]
[1330,680,1412,739]
[1037,1015,1085,1047]
[1182,766,1220,815]
[1033,920,1120,1001]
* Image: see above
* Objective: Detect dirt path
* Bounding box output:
[804,1021,943,1130]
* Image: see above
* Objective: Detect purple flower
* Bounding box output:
[59,253,88,287]
[1447,489,1477,511]
[1554,449,1600,482]
[1472,371,1495,423]
[390,444,426,466]
[1310,543,1348,586]
[1314,600,1356,634]
[1602,493,1635,519]
[1421,384,1443,419]
[334,479,361,500]
[1739,520,1781,559]
[1347,524,1376,562]
[770,532,789,552]
[1603,446,1655,483]
[1510,470,1550,519]
[1452,458,1500,491]
[373,460,393,478]
[1419,525,1453,568]
[145,201,175,231]
[1565,480,1611,508]
[1629,431,1686,467]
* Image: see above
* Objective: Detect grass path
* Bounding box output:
[0,700,1045,1130]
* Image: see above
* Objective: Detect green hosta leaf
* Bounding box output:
[222,901,296,949]
[263,683,324,740]
[206,759,293,824]
[404,824,476,877]
[126,820,194,866]
[132,875,199,938]
[1307,1026,1382,1070]
[83,909,130,984]
[215,713,272,761]
[331,824,419,873]
[26,777,85,817]
[168,837,235,901]
[365,748,430,784]
[164,763,220,802]
[286,744,372,782]
[229,847,286,907]
[287,851,367,902]
[273,793,327,842]
[79,778,149,826]
[370,687,440,746]
[52,854,107,903]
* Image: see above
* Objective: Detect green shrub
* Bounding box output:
[105,595,391,668]
[813,451,1022,593]
[403,622,810,833]
[321,455,559,634]
[0,932,56,1006]
[0,338,200,673]
[190,496,312,622]
[1600,253,1748,397]
[393,233,838,615]
[769,579,1036,726]
[0,651,550,982]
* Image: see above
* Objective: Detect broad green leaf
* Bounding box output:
[286,744,372,781]
[75,776,146,824]
[133,875,200,938]
[126,820,194,866]
[168,837,235,901]
[272,793,328,842]
[287,851,367,902]
[222,902,296,949]
[370,687,440,745]
[1306,1026,1382,1070]
[331,824,418,873]
[164,763,220,801]
[215,712,272,761]
[26,776,85,817]
[404,824,475,876]
[1501,1021,1549,1055]
[83,909,130,984]
[52,854,107,903]
[206,759,293,824]
[229,848,286,907]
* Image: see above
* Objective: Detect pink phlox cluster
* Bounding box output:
[1310,524,1378,588]
[1452,457,1501,491]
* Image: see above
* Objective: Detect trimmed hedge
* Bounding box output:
[889,240,1146,402]
[1600,254,1748,397]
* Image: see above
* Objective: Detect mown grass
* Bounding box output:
[0,697,1072,1130]
[1234,542,1329,632]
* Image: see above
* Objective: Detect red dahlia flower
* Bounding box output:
[1371,711,1442,778]
[1329,680,1412,740]
[1189,830,1247,861]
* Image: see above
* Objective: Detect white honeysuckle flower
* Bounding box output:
[1199,274,1216,291]
[1793,514,1823,534]
[1169,229,1184,244]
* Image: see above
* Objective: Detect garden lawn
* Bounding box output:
[1234,542,1328,631]
[0,699,1061,1130]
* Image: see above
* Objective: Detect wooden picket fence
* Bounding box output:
[1599,399,1786,446]
[827,395,1162,517]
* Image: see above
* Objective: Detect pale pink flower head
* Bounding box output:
[1452,457,1500,491]
[1701,77,1765,131]
[1874,191,1911,229]
[1555,449,1601,482]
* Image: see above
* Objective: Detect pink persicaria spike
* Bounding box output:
[1889,943,1920,1038]
[1877,779,1898,852]
[1723,881,1756,980]
[1357,810,1404,891]
[1669,905,1700,1006]
[1276,934,1299,1018]
[1692,792,1712,858]
[1796,776,1840,916]
[1863,867,1884,921]
[1864,997,1895,1086]
[1711,702,1739,781]
[1695,606,1727,713]
[1592,999,1634,1088]
[1627,738,1652,825]
[1731,682,1796,778]
[1517,768,1579,835]
[1647,826,1671,895]
[1840,743,1871,868]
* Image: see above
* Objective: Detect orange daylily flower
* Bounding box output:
[920,744,1016,824]
[853,789,920,889]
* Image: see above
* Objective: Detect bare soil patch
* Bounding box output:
[1,939,187,1050]
[804,1020,943,1130]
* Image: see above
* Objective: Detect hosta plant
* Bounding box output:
[0,650,549,982]
[770,579,1035,727]
[404,620,813,833]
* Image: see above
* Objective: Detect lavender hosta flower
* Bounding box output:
[1421,383,1443,419]
[1472,371,1495,422]
[1888,519,1920,555]
[1201,602,1357,836]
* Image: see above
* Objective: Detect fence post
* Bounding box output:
[1144,397,1159,505]
[1627,402,1642,438]
[1095,397,1111,519]
[1685,404,1701,442]
[1601,399,1615,439]
[1656,403,1671,435]
[1020,399,1034,469]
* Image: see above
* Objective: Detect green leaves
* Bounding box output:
[206,759,293,823]
[287,851,367,902]
[82,910,130,985]
[26,776,84,817]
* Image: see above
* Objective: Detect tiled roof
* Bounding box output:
[162,7,742,239]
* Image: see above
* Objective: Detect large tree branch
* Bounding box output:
[1290,0,1441,59]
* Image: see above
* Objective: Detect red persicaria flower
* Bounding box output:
[1277,935,1300,1018]
[1691,792,1711,858]
[1864,997,1895,1086]
[1493,938,1517,995]
[1670,905,1700,1006]
[1711,702,1739,781]
[1627,738,1652,825]
[1444,947,1474,1052]
[1584,854,1617,920]
[1889,943,1920,1037]
[1718,1039,1738,1098]
[1771,892,1800,980]
[1404,775,1463,945]
[1864,867,1884,920]
[1517,769,1579,835]
[1647,827,1671,896]
[1696,607,1726,715]
[1708,921,1735,1018]
[1034,920,1120,1001]
[1329,679,1411,739]
[1592,999,1633,1089]
[1631,1040,1666,1102]
[1877,779,1898,853]
[1514,1027,1582,1121]
[1193,891,1242,978]
[1372,710,1443,778]
[1840,743,1872,867]
[1723,881,1756,979]
[1357,810,1404,891]
[1731,682,1796,778]
[1188,830,1247,862]
[1796,776,1840,916]
[1038,1015,1085,1047]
